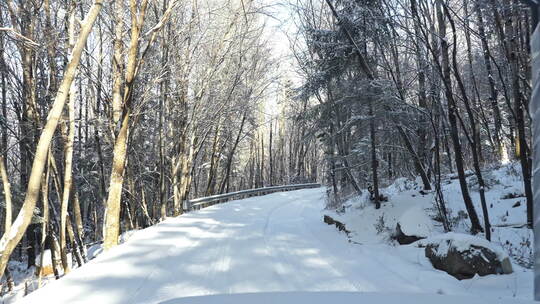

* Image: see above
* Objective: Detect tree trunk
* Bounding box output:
[103,111,130,250]
[59,1,78,273]
[474,0,503,155]
[369,101,380,209]
[37,160,50,287]
[507,3,533,227]
[0,156,12,233]
[445,3,491,240]
[0,0,103,280]
[436,0,483,234]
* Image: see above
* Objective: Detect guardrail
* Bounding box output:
[185,183,322,211]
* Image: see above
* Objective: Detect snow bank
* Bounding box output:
[386,177,419,193]
[162,291,534,304]
[439,162,533,267]
[321,162,532,298]
[119,229,138,244]
[398,205,434,238]
[86,243,103,260]
[35,251,72,269]
[328,186,437,244]
[418,232,509,261]
[35,250,53,267]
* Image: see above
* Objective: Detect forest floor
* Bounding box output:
[7,166,537,303]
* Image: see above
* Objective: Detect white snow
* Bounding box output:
[441,163,533,267]
[418,232,509,260]
[157,291,533,304]
[13,186,535,303]
[35,250,52,267]
[329,188,436,244]
[86,243,103,260]
[322,162,535,302]
[398,205,434,237]
[35,251,73,269]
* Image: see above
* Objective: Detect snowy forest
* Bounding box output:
[0,0,539,303]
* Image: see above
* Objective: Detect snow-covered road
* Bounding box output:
[19,188,534,303]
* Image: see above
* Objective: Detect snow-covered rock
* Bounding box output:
[119,229,138,244]
[393,223,425,245]
[86,243,103,260]
[398,205,434,238]
[419,233,513,280]
[393,205,434,244]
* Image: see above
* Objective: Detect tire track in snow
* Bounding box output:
[263,193,360,292]
[127,219,199,303]
[297,197,426,293]
[261,196,306,291]
[129,215,225,302]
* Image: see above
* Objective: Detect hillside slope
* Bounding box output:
[326,162,533,300]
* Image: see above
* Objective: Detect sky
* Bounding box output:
[258,0,301,118]
[263,0,297,58]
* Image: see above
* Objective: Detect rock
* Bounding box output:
[422,233,513,280]
[323,215,350,234]
[392,205,433,245]
[512,201,521,208]
[501,192,525,200]
[393,223,425,245]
